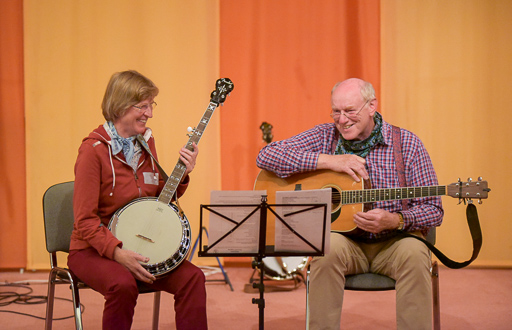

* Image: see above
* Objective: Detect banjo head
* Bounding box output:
[109,197,191,276]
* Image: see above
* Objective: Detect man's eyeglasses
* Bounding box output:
[330,99,370,121]
[132,101,157,113]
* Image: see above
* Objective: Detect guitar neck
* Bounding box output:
[341,185,447,205]
[157,101,218,204]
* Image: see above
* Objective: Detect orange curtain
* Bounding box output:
[219,0,380,192]
[0,0,26,268]
[219,0,380,264]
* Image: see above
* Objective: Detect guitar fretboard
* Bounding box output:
[157,102,218,205]
[338,185,447,205]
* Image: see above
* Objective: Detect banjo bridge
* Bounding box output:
[136,234,155,243]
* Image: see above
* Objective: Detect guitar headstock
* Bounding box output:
[260,121,273,144]
[210,78,234,105]
[447,177,491,204]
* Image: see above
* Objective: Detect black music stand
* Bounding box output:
[198,195,327,330]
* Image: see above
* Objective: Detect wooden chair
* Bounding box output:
[306,229,440,330]
[42,181,162,330]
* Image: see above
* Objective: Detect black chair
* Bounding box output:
[43,181,162,330]
[306,229,440,330]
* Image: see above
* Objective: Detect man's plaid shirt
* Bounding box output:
[256,119,443,241]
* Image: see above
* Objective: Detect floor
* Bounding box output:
[1,266,511,329]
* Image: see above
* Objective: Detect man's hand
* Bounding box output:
[113,247,156,284]
[353,209,401,234]
[317,154,369,182]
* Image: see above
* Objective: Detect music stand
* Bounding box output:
[198,195,327,330]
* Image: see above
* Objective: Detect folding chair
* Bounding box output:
[43,181,162,330]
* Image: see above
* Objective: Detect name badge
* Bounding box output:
[143,172,159,185]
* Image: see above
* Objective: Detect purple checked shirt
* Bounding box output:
[256,118,443,241]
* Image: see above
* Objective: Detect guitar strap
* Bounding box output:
[136,135,185,217]
[391,125,483,269]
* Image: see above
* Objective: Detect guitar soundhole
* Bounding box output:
[325,185,342,213]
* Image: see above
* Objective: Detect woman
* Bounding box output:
[68,70,207,329]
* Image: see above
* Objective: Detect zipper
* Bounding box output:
[114,154,144,198]
[134,170,142,197]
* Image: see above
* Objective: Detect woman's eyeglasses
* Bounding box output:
[132,101,157,113]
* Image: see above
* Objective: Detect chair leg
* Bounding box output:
[70,283,83,330]
[152,291,161,330]
[45,270,57,330]
[305,264,311,330]
[46,269,84,330]
[431,261,441,330]
[65,273,84,330]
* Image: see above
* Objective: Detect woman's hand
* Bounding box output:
[179,142,199,178]
[113,246,156,284]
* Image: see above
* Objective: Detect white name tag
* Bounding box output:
[143,172,159,185]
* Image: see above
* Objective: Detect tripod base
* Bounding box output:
[189,227,234,291]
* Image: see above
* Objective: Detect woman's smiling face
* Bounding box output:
[114,98,155,138]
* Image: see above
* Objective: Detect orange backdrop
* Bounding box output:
[219,0,380,264]
[2,0,509,270]
[0,0,26,268]
[219,0,380,192]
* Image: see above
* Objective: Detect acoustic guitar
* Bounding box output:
[254,169,490,234]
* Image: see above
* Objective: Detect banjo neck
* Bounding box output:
[157,78,234,205]
[157,102,217,204]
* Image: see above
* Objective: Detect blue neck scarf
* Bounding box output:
[105,122,136,164]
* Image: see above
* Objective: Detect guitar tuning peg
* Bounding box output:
[478,199,483,204]
[187,127,194,132]
[478,177,483,181]
[467,177,473,182]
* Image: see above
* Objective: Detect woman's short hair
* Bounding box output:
[101,70,159,121]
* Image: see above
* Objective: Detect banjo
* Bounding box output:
[108,78,234,277]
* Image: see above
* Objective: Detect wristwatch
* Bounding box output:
[397,212,405,231]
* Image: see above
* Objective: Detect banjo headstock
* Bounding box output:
[210,78,234,105]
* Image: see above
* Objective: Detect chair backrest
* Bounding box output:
[42,181,75,254]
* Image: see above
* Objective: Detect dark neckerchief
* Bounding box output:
[335,112,384,158]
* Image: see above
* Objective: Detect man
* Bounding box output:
[256,78,443,329]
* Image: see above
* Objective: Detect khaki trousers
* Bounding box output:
[309,232,432,330]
